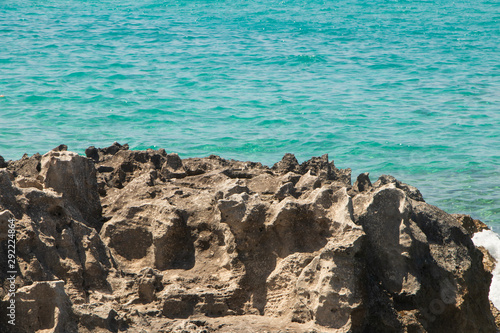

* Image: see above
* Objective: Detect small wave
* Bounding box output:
[112,88,133,95]
[413,108,437,116]
[93,43,116,49]
[287,54,326,65]
[42,43,59,49]
[82,95,105,103]
[135,108,163,115]
[65,71,89,78]
[210,106,232,112]
[24,95,53,103]
[108,74,129,80]
[368,63,405,70]
[256,118,289,126]
[106,114,131,121]
[109,62,134,69]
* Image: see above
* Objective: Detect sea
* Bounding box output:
[0,0,499,232]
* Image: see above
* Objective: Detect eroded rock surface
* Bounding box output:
[0,144,498,332]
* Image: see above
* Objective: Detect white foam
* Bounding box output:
[472,229,500,309]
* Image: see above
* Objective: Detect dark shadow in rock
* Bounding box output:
[110,228,152,260]
[6,152,42,178]
[154,213,196,270]
[163,294,199,319]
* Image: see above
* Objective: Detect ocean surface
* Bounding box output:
[1,0,499,231]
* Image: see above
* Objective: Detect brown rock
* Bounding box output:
[373,174,424,202]
[161,153,187,179]
[0,210,14,242]
[6,152,41,178]
[39,150,102,229]
[12,281,77,333]
[353,172,372,193]
[0,147,497,332]
[491,302,500,330]
[453,213,490,236]
[478,246,498,273]
[354,183,496,331]
[272,153,300,174]
[14,176,43,190]
[0,170,24,218]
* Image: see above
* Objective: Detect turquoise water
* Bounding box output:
[1,0,499,230]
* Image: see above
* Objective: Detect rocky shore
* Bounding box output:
[0,143,499,332]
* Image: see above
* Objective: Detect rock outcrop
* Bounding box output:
[0,144,498,332]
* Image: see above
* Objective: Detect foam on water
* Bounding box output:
[0,0,499,229]
[472,230,500,309]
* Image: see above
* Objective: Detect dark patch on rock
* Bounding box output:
[354,172,372,192]
[85,146,99,162]
[52,144,68,152]
[374,174,424,202]
[6,152,42,178]
[0,155,7,168]
[272,153,300,174]
[453,213,490,236]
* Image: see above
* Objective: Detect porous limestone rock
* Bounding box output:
[9,281,77,333]
[39,149,102,230]
[0,144,498,332]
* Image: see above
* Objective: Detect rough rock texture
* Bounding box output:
[453,214,490,237]
[0,144,498,332]
[454,213,500,327]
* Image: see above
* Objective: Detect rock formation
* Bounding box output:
[0,144,498,332]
